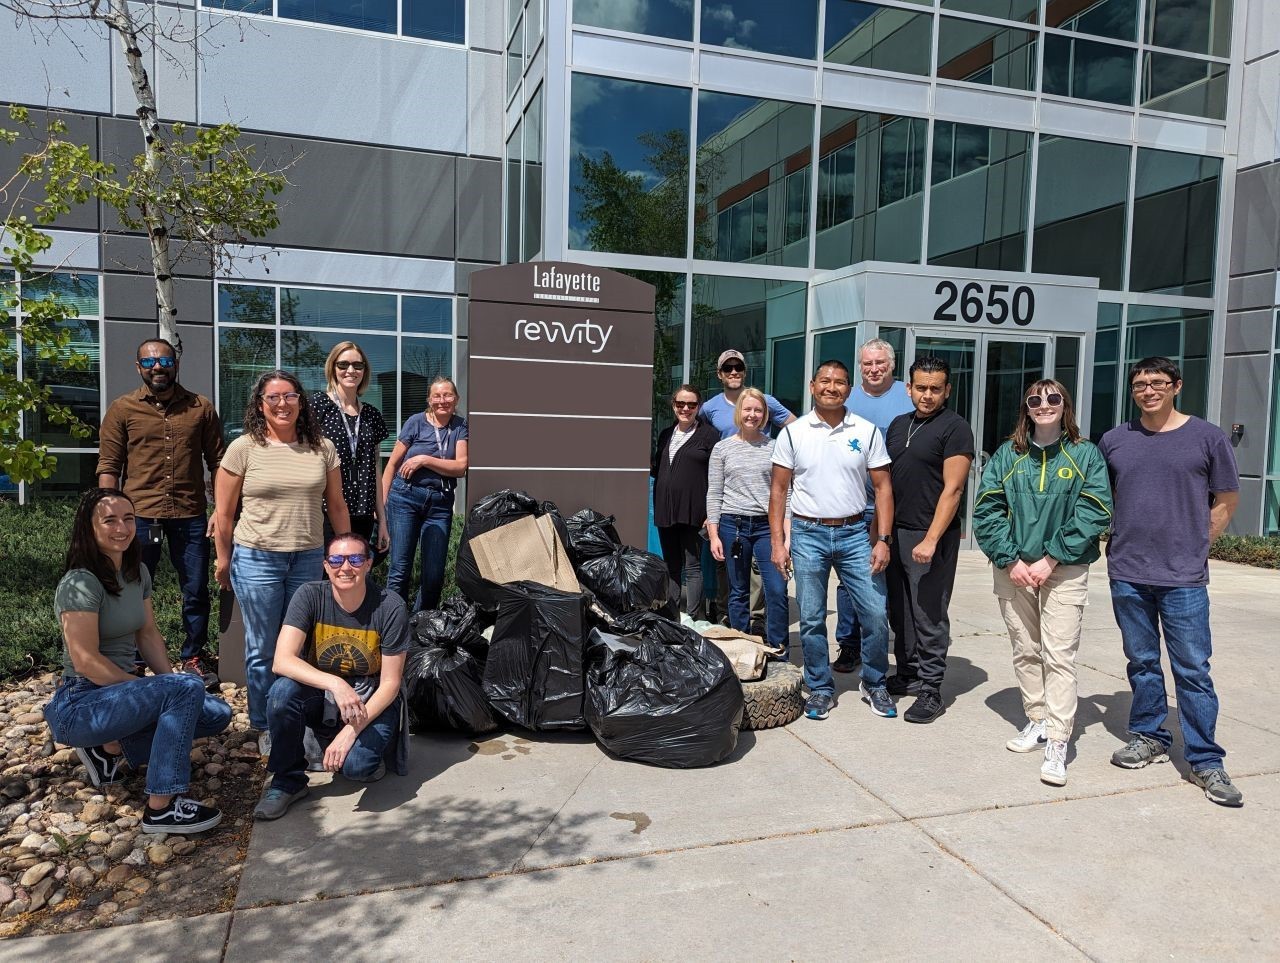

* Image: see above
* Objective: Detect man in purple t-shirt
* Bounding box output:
[1098,357,1242,807]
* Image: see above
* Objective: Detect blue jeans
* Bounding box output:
[266,677,400,794]
[44,675,232,796]
[385,479,454,612]
[834,508,876,652]
[790,518,889,698]
[718,514,789,656]
[230,545,324,730]
[1110,580,1225,771]
[136,515,211,661]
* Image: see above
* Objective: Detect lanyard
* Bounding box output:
[330,392,361,459]
[431,415,449,455]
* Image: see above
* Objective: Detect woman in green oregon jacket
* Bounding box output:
[973,379,1112,788]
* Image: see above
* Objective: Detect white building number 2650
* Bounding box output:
[934,281,1035,327]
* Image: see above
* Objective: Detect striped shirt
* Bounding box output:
[706,435,778,524]
[221,435,340,552]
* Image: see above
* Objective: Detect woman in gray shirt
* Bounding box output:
[706,388,791,658]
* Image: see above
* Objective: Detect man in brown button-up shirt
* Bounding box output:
[97,338,225,687]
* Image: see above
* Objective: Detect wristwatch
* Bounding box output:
[878,533,892,545]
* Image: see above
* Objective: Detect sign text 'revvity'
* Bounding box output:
[533,265,601,296]
[514,318,614,354]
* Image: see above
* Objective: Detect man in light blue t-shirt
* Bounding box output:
[834,339,914,674]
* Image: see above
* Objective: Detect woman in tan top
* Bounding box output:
[214,370,350,748]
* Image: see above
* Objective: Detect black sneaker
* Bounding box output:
[804,692,836,721]
[179,655,220,691]
[859,681,898,718]
[884,674,920,697]
[1192,768,1244,808]
[142,796,223,835]
[904,688,944,724]
[75,745,125,788]
[832,649,861,673]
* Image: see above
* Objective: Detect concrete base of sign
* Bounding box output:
[216,588,246,686]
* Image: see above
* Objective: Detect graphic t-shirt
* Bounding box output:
[283,580,409,690]
[886,407,976,532]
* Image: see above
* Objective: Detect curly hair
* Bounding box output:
[242,369,325,451]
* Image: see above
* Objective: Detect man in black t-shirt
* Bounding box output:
[884,357,975,723]
[253,531,410,820]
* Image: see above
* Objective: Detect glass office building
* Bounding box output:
[4,0,1280,534]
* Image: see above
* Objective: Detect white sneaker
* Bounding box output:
[1006,719,1047,753]
[1041,739,1068,786]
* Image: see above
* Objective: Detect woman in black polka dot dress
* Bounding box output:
[311,342,390,556]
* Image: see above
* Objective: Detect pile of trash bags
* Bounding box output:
[403,489,747,767]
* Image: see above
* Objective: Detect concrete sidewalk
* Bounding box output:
[7,556,1278,961]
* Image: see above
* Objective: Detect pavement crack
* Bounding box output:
[509,754,606,873]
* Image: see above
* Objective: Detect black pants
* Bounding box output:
[657,524,705,620]
[887,526,961,691]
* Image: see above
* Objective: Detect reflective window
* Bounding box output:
[941,0,1039,23]
[698,92,814,268]
[24,317,99,447]
[824,2,933,77]
[1032,135,1130,291]
[689,275,806,410]
[928,122,1031,272]
[403,0,465,42]
[1141,52,1228,119]
[507,18,524,96]
[1145,0,1232,57]
[282,288,397,331]
[401,339,453,419]
[218,326,276,440]
[1046,0,1138,41]
[218,284,274,325]
[620,270,687,439]
[505,124,521,263]
[29,453,98,499]
[1043,34,1135,105]
[206,0,465,40]
[204,0,272,15]
[403,297,452,335]
[1090,302,1122,439]
[284,329,398,430]
[700,0,820,60]
[569,74,693,259]
[937,16,1038,90]
[22,273,99,316]
[1055,335,1081,403]
[522,88,544,261]
[1130,148,1220,297]
[1125,306,1209,418]
[573,0,694,41]
[815,109,926,269]
[276,0,395,33]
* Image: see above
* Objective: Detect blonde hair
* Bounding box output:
[733,387,767,431]
[324,341,371,394]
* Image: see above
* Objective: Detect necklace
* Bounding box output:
[905,414,934,448]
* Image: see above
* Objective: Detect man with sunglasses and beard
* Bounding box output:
[97,338,225,688]
[253,532,409,820]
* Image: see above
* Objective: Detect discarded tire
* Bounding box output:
[740,661,804,731]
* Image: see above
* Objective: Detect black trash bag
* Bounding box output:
[576,545,677,618]
[585,623,744,768]
[607,610,694,647]
[482,581,589,731]
[404,641,498,735]
[455,489,570,610]
[409,595,486,657]
[565,509,622,564]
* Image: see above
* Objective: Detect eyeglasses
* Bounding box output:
[673,400,699,409]
[335,360,366,371]
[1130,379,1175,394]
[263,392,301,404]
[720,363,745,373]
[325,553,368,568]
[138,357,176,369]
[1026,393,1063,409]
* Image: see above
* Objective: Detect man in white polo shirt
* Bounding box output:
[769,359,897,721]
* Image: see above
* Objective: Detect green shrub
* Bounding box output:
[1210,535,1280,569]
[0,498,463,681]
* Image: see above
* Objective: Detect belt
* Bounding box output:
[793,512,864,527]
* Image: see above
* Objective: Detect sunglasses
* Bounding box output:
[335,360,366,371]
[720,363,745,373]
[1026,393,1064,409]
[138,356,176,369]
[325,553,368,568]
[673,400,699,409]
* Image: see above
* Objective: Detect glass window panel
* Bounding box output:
[824,2,933,77]
[1269,354,1280,475]
[1046,0,1138,41]
[1124,306,1210,418]
[1141,51,1228,119]
[928,122,1031,272]
[1032,135,1130,291]
[218,284,275,325]
[697,92,814,268]
[23,318,99,447]
[403,0,465,42]
[508,0,520,33]
[938,16,1038,90]
[522,88,544,261]
[814,328,858,371]
[280,288,396,330]
[771,335,806,419]
[218,326,276,441]
[277,0,394,32]
[941,0,1039,23]
[1266,480,1280,536]
[402,296,452,335]
[689,275,806,404]
[29,452,98,499]
[281,330,398,448]
[505,124,521,264]
[700,0,819,60]
[816,109,926,269]
[507,19,524,96]
[1043,34,1136,105]
[1054,335,1081,403]
[569,74,693,258]
[619,270,687,442]
[1130,148,1220,297]
[573,0,693,41]
[527,0,541,46]
[204,0,271,13]
[1144,0,1232,57]
[983,339,1047,457]
[785,168,810,246]
[401,338,453,425]
[22,273,99,317]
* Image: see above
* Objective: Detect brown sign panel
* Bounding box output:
[467,262,655,548]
